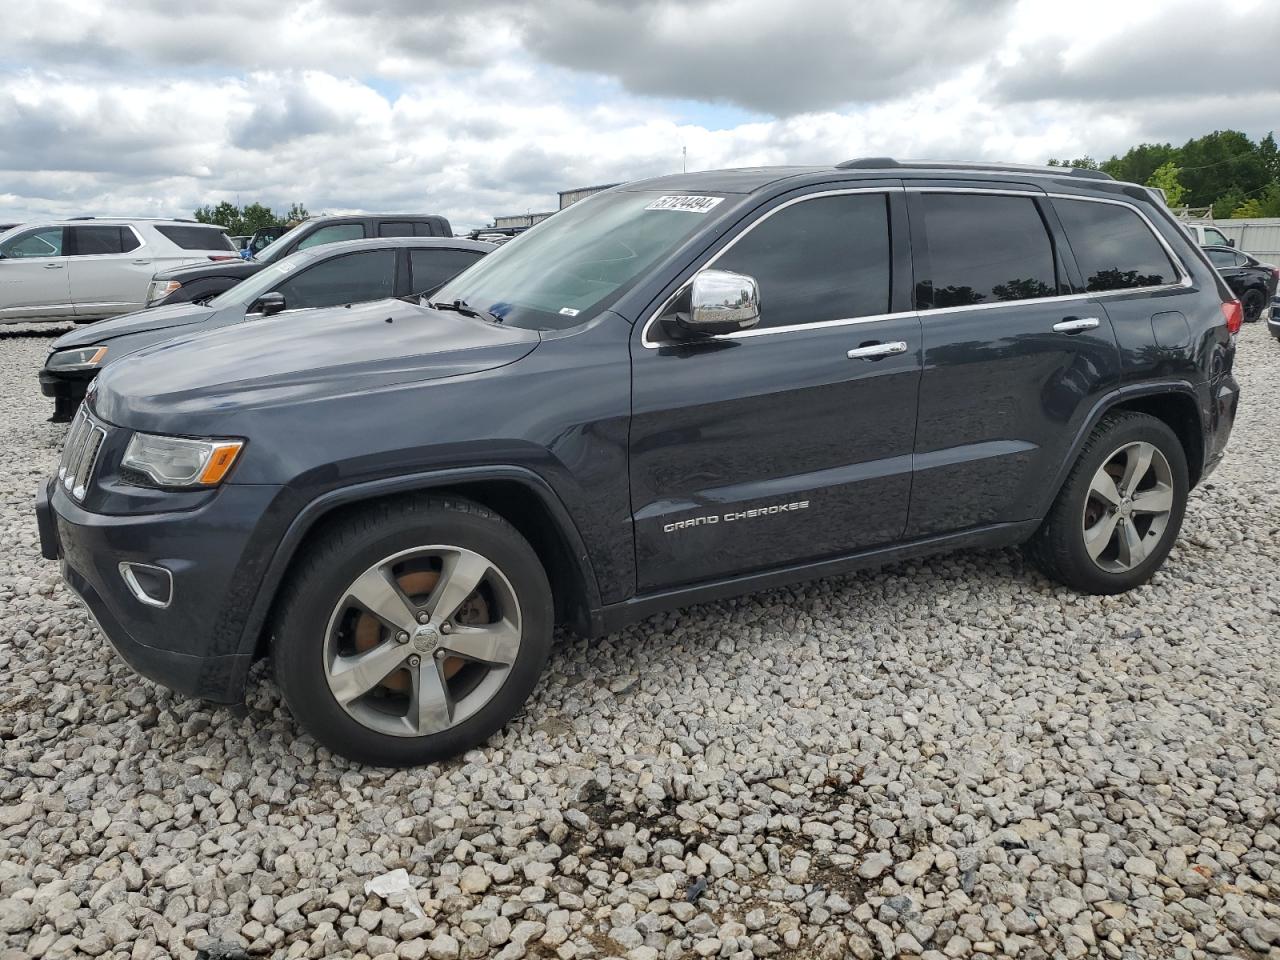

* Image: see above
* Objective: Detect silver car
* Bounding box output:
[0,219,239,324]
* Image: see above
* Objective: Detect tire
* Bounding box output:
[272,495,553,766]
[1241,289,1265,323]
[1026,412,1188,594]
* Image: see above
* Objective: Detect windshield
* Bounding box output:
[433,189,727,330]
[206,251,317,310]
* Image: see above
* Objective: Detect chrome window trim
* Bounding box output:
[641,186,902,348]
[641,188,1193,348]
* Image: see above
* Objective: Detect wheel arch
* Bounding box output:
[241,467,602,661]
[1036,382,1206,519]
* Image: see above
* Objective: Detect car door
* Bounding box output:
[904,189,1122,537]
[0,226,72,318]
[66,224,152,316]
[253,248,397,316]
[630,187,922,592]
[1205,247,1246,297]
[406,246,486,297]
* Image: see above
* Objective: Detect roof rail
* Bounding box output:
[835,157,1115,181]
[67,215,96,220]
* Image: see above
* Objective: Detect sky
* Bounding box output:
[1,0,1277,231]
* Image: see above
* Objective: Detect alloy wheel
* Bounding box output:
[323,545,523,738]
[1081,441,1174,573]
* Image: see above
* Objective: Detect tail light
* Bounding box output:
[1221,299,1243,335]
[207,254,238,261]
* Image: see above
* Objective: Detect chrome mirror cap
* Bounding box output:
[685,269,761,335]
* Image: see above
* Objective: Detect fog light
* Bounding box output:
[118,562,173,609]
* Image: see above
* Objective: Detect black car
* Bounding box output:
[37,159,1240,766]
[1202,244,1278,323]
[40,237,493,420]
[145,214,454,307]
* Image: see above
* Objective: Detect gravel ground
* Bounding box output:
[1,323,1278,960]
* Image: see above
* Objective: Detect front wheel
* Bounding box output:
[272,496,553,766]
[1027,412,1189,594]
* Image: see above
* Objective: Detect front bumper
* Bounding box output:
[1268,303,1280,340]
[37,476,284,703]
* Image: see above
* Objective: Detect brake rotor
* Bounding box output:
[352,569,487,692]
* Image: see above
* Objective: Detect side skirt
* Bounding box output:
[589,518,1041,637]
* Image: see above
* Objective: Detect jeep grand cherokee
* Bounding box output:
[36,158,1241,766]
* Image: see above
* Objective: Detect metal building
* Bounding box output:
[493,212,553,230]
[558,183,621,210]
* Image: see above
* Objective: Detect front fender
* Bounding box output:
[234,464,602,659]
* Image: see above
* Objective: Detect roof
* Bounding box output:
[290,236,496,259]
[622,167,824,195]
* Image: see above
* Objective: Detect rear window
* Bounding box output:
[1054,199,1180,292]
[156,225,237,251]
[917,193,1060,307]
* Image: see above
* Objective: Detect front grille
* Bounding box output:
[58,408,107,502]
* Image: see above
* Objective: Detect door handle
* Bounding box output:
[1053,317,1100,334]
[43,263,64,269]
[847,341,908,360]
[132,259,152,265]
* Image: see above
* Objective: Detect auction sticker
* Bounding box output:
[645,195,724,213]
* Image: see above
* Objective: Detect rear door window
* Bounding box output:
[1054,199,1180,291]
[156,225,237,251]
[272,249,396,310]
[71,225,133,256]
[1207,249,1236,268]
[916,193,1060,308]
[378,222,415,237]
[711,192,892,329]
[296,223,366,250]
[409,248,486,294]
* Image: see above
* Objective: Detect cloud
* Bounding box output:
[992,0,1280,105]
[0,0,1276,231]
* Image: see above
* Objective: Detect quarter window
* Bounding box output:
[156,225,237,251]
[271,249,396,310]
[1054,199,1180,292]
[917,194,1059,308]
[1206,249,1235,268]
[712,193,891,329]
[296,223,366,250]
[1,227,63,258]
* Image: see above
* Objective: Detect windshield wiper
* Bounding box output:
[428,298,503,324]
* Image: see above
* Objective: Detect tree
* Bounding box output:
[194,201,244,232]
[285,202,310,224]
[1145,161,1187,208]
[1048,157,1100,170]
[238,203,278,233]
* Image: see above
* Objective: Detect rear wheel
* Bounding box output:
[1241,289,1265,323]
[1027,412,1188,594]
[273,496,553,766]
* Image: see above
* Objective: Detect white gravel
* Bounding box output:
[2,322,1278,960]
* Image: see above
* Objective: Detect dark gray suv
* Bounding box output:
[37,159,1241,766]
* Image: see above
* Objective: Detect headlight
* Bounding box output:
[46,346,108,371]
[122,433,244,487]
[147,279,181,304]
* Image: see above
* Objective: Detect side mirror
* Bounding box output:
[1227,238,1236,248]
[254,291,287,317]
[668,269,761,338]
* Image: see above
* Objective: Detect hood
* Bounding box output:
[152,258,261,282]
[52,302,215,349]
[92,298,541,424]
